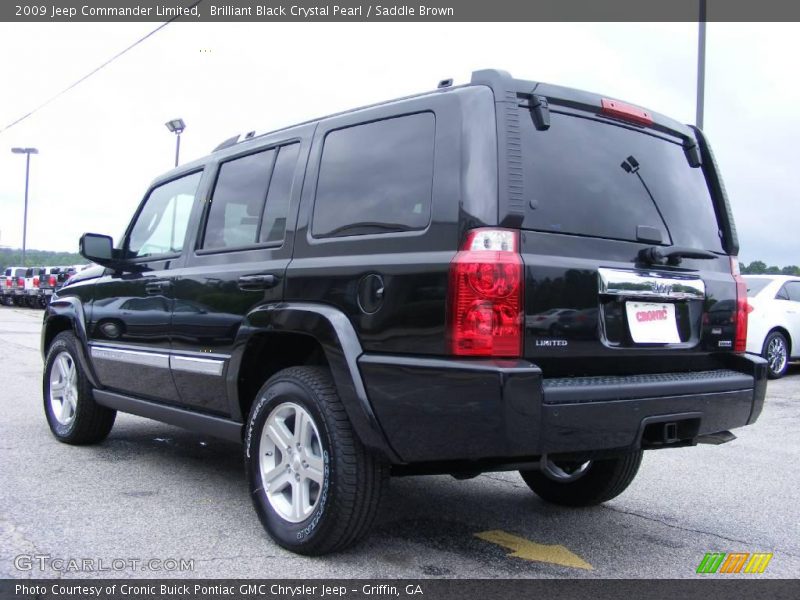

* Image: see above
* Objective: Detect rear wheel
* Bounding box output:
[520,451,643,507]
[763,331,789,379]
[245,367,387,555]
[43,332,116,444]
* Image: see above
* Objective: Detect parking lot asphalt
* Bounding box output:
[1,306,799,579]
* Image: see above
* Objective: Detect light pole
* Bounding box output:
[696,0,707,129]
[11,147,39,266]
[165,118,186,167]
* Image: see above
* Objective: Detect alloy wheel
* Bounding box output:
[49,352,78,425]
[259,402,325,523]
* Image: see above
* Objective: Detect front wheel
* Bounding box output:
[245,367,387,555]
[520,451,643,507]
[763,331,789,379]
[43,332,116,444]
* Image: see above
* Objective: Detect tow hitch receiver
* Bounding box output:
[640,414,701,449]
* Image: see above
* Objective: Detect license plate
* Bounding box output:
[625,302,680,344]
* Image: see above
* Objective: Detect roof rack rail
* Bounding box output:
[213,134,240,152]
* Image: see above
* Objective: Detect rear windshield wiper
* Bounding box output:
[638,246,717,266]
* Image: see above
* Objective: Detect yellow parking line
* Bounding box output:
[475,529,593,571]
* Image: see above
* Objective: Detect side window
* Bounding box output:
[260,143,299,244]
[127,172,202,258]
[202,149,276,250]
[785,281,800,302]
[312,112,435,238]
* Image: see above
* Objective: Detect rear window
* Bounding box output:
[744,277,773,297]
[521,112,724,252]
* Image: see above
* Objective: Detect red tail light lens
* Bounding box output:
[18,277,24,287]
[4,278,10,288]
[33,276,40,287]
[448,229,523,357]
[49,275,57,287]
[731,258,748,353]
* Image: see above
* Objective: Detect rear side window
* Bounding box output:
[260,143,300,244]
[202,149,276,250]
[782,281,800,302]
[312,112,435,238]
[744,278,772,297]
[521,112,724,252]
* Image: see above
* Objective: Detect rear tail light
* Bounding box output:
[4,278,10,288]
[49,275,57,287]
[33,276,39,288]
[731,257,748,352]
[17,277,24,287]
[448,228,523,357]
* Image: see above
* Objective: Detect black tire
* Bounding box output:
[762,330,789,379]
[520,451,643,507]
[43,332,116,444]
[245,366,387,555]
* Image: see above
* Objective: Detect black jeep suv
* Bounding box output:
[42,69,767,555]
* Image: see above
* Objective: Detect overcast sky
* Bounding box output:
[0,22,797,265]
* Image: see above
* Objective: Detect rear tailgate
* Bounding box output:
[509,81,739,377]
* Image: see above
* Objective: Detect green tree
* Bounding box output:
[781,265,800,276]
[744,261,767,274]
[0,248,84,272]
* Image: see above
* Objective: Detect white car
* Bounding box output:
[744,275,800,378]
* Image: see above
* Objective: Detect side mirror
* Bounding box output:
[79,233,115,266]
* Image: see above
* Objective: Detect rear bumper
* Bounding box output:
[359,353,768,464]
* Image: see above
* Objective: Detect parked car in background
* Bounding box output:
[23,267,46,308]
[37,267,62,307]
[9,268,27,306]
[2,267,26,306]
[0,265,89,309]
[744,275,800,378]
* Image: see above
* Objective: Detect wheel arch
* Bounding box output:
[229,302,399,462]
[41,296,100,388]
[765,326,792,357]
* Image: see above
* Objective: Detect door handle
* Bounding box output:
[145,280,171,295]
[238,274,279,291]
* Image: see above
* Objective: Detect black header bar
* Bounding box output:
[3,0,800,22]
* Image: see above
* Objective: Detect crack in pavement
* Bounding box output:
[601,505,800,559]
[477,473,800,561]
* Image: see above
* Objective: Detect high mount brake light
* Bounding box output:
[600,98,653,126]
[447,229,523,357]
[731,257,749,353]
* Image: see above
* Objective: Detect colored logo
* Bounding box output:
[696,552,773,574]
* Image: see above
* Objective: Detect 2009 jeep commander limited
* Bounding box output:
[42,69,767,555]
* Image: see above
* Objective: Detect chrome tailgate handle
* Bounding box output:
[598,268,705,300]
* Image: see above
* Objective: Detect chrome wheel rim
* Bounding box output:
[541,456,592,483]
[49,352,78,426]
[767,336,787,375]
[259,402,325,523]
